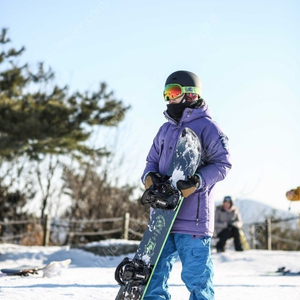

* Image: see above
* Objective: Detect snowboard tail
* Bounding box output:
[115,128,201,300]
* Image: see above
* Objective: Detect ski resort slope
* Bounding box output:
[0,243,300,300]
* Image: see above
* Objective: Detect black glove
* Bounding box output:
[227,221,237,230]
[227,222,233,230]
[144,172,166,189]
[176,175,200,198]
[229,221,237,228]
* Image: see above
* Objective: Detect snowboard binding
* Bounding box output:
[115,257,151,286]
[140,182,181,210]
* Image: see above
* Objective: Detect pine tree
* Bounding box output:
[0,28,129,160]
[0,28,130,219]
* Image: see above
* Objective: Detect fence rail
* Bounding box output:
[0,220,38,225]
[242,215,300,250]
[0,213,299,249]
[0,212,148,246]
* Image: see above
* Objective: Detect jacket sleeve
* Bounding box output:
[231,207,243,229]
[141,126,163,184]
[214,207,228,235]
[197,120,232,190]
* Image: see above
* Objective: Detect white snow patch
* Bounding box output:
[142,254,151,265]
[170,167,185,186]
[1,242,300,300]
[85,239,139,248]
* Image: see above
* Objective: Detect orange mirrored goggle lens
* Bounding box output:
[163,84,183,101]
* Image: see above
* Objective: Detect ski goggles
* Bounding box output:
[163,84,201,101]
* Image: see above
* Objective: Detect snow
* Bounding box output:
[1,242,300,300]
[141,254,151,265]
[170,128,201,187]
[85,239,139,248]
[171,167,185,185]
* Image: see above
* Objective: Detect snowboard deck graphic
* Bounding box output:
[115,127,201,300]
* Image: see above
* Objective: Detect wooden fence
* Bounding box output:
[0,219,42,243]
[0,212,149,246]
[243,215,300,250]
[1,214,299,249]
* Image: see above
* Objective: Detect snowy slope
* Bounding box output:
[214,199,298,225]
[0,243,300,300]
[234,199,297,224]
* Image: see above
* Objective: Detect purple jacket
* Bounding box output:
[142,103,232,237]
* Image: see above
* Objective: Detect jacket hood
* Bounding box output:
[163,102,212,125]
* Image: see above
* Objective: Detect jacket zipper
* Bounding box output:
[196,196,200,225]
[165,108,199,225]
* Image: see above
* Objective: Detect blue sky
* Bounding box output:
[1,0,300,211]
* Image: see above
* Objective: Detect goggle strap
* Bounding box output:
[181,86,201,94]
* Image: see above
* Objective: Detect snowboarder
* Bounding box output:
[214,196,243,252]
[142,70,232,300]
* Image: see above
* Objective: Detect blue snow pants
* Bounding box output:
[144,233,214,300]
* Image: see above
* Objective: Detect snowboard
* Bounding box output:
[1,259,71,277]
[265,267,300,276]
[114,127,201,300]
[239,229,250,250]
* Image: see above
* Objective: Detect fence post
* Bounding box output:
[250,224,256,249]
[123,212,130,240]
[266,218,272,250]
[43,215,50,246]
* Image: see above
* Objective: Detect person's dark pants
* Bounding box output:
[216,226,243,252]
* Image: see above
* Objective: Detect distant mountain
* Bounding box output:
[215,199,298,225]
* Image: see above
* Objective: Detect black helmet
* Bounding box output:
[165,70,202,95]
[223,196,233,207]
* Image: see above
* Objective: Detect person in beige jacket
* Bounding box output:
[214,196,243,252]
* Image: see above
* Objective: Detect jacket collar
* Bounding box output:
[163,102,211,125]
